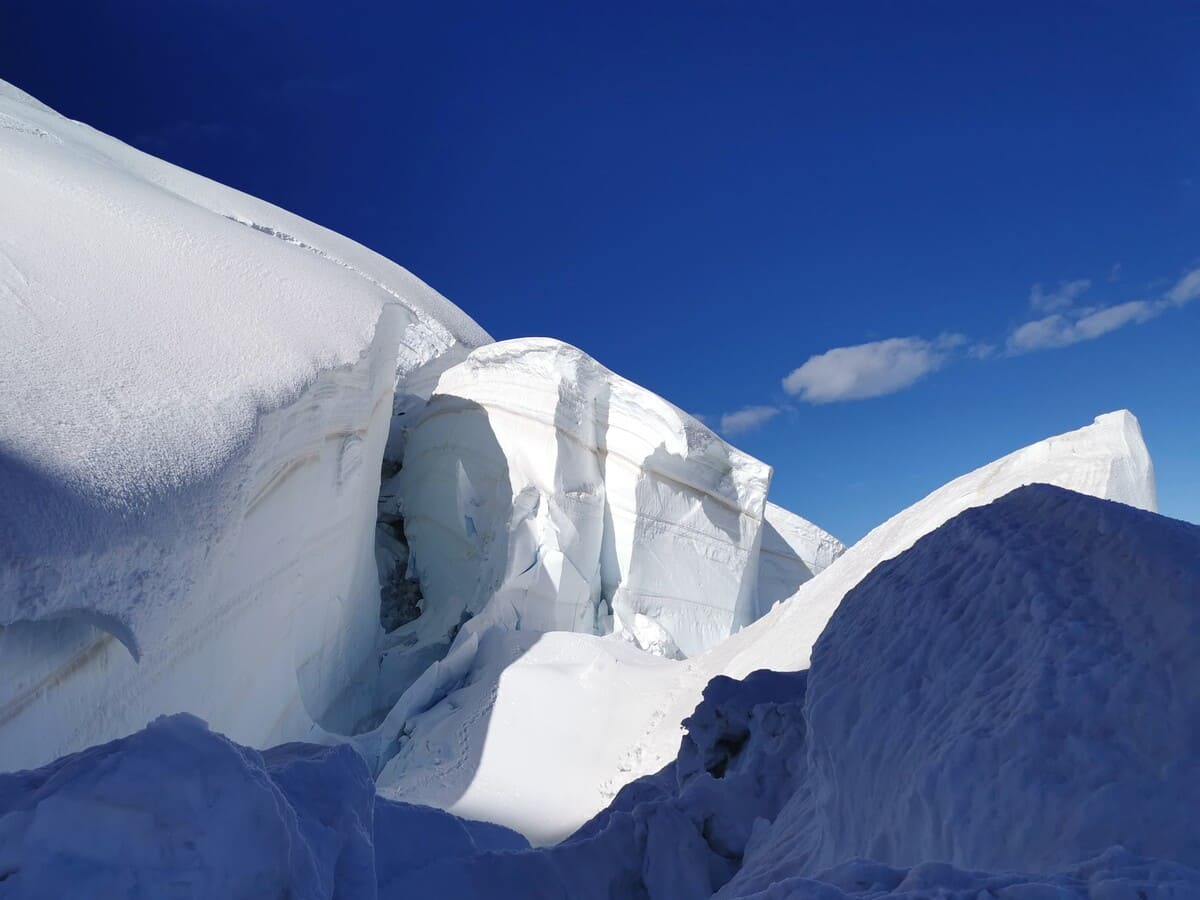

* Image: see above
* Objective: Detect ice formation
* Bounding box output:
[395,338,774,661]
[0,79,489,770]
[1,77,1193,900]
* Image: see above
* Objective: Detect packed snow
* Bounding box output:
[0,79,490,769]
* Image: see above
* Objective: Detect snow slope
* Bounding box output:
[374,412,1156,842]
[0,79,490,770]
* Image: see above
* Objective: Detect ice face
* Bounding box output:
[396,338,774,660]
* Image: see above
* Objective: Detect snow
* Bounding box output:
[0,713,528,899]
[366,411,1158,843]
[752,502,845,621]
[0,79,490,770]
[13,483,1195,900]
[394,338,773,661]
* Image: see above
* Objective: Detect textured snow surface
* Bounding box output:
[384,486,1199,899]
[0,80,490,769]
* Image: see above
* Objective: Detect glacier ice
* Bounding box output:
[0,80,490,769]
[395,337,774,661]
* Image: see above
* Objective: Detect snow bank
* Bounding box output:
[0,713,529,900]
[396,338,773,661]
[0,80,489,769]
[746,484,1200,879]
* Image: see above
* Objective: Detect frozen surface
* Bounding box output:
[396,337,773,661]
[0,80,490,769]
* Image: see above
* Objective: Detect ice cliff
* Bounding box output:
[0,79,489,769]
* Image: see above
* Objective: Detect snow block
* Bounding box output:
[398,338,773,659]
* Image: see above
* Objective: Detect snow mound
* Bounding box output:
[751,483,1200,880]
[396,338,773,661]
[0,713,529,900]
[0,79,490,769]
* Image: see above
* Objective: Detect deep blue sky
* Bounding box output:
[3,2,1197,541]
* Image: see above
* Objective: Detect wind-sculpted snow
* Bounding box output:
[396,338,773,661]
[0,80,490,769]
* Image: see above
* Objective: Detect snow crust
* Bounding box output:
[0,80,490,769]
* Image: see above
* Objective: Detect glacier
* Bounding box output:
[1,76,1195,900]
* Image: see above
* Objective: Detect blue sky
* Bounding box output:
[4,2,1197,541]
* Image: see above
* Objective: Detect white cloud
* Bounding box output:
[1029,278,1091,312]
[1167,266,1200,306]
[719,405,779,434]
[1007,300,1161,353]
[782,336,953,403]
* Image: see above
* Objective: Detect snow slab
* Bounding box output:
[373,411,1156,842]
[0,79,490,770]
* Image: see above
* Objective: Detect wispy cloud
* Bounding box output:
[1007,264,1200,354]
[1007,301,1160,353]
[1029,278,1091,312]
[719,405,780,434]
[1167,266,1200,305]
[782,334,963,404]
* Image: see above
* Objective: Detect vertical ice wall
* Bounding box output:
[396,339,773,660]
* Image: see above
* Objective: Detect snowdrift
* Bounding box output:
[0,79,490,770]
[5,486,1197,900]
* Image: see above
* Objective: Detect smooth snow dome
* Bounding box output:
[0,80,491,769]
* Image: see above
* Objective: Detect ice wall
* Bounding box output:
[397,338,773,660]
[0,80,490,770]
